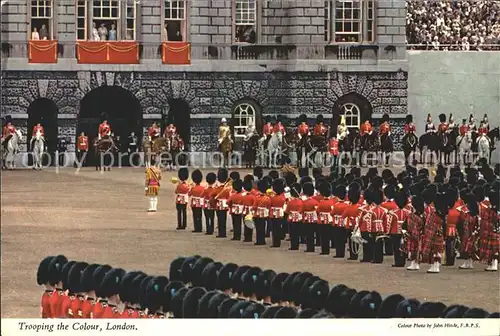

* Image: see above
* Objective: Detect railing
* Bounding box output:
[407,44,500,51]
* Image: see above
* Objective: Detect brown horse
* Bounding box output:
[143,137,168,168]
[166,134,184,170]
[94,136,117,171]
[219,136,233,168]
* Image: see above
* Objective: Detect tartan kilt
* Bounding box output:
[480,233,500,261]
[145,186,159,196]
[420,235,444,263]
[405,236,419,255]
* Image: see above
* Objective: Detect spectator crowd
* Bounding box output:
[406,1,500,50]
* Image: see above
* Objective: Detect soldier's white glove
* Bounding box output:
[218,138,223,144]
[402,229,407,235]
[145,187,148,191]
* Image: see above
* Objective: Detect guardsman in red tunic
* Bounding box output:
[242,178,257,242]
[447,113,457,132]
[59,261,76,318]
[175,167,190,230]
[273,115,286,135]
[365,189,388,264]
[342,185,363,260]
[478,117,490,146]
[262,116,273,143]
[359,119,373,137]
[66,262,89,318]
[302,182,318,253]
[90,265,113,318]
[404,114,416,135]
[421,192,449,273]
[269,179,287,248]
[78,264,100,318]
[98,119,111,140]
[316,183,335,255]
[458,193,478,270]
[228,179,244,240]
[1,117,17,150]
[381,184,397,255]
[438,113,448,134]
[444,189,461,266]
[405,195,425,271]
[468,114,477,133]
[98,268,126,318]
[46,255,69,318]
[76,132,89,166]
[332,185,349,258]
[284,183,303,251]
[297,114,310,140]
[386,191,411,267]
[379,114,391,137]
[117,272,142,318]
[189,169,205,233]
[213,168,231,238]
[313,114,328,137]
[459,118,469,137]
[479,189,499,272]
[148,122,161,141]
[253,179,271,246]
[30,122,45,149]
[37,256,55,318]
[203,173,217,235]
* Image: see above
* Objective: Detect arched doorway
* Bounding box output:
[231,99,262,151]
[164,98,191,151]
[27,98,58,166]
[331,93,372,133]
[78,86,142,166]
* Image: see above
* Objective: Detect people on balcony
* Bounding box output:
[31,27,40,40]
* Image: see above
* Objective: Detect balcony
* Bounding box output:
[76,41,139,64]
[230,44,297,60]
[325,44,379,60]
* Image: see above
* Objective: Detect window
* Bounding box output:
[340,103,360,130]
[30,0,53,40]
[233,103,256,138]
[163,0,187,42]
[234,0,257,43]
[76,1,138,41]
[324,0,375,43]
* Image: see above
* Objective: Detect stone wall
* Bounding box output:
[1,70,408,152]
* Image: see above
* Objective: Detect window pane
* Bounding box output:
[111,7,118,17]
[103,7,110,17]
[335,22,342,32]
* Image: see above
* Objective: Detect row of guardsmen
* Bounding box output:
[38,254,499,318]
[166,162,500,274]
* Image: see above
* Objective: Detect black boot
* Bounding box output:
[271,218,282,248]
[334,227,346,258]
[391,234,405,267]
[372,235,384,263]
[304,224,315,252]
[289,222,299,250]
[360,232,373,262]
[445,238,456,266]
[319,225,331,255]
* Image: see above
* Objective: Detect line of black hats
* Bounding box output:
[38,254,498,318]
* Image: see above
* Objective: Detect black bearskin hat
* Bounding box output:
[232,265,251,294]
[67,262,88,294]
[298,276,321,307]
[191,169,203,184]
[178,167,189,181]
[298,114,307,124]
[163,280,185,313]
[47,255,69,287]
[218,298,238,318]
[284,172,297,186]
[232,179,243,193]
[169,257,186,282]
[217,168,228,183]
[316,114,324,124]
[206,293,229,318]
[128,273,147,306]
[257,179,269,193]
[255,269,276,301]
[269,272,290,304]
[171,287,189,318]
[119,271,143,304]
[324,284,348,314]
[229,171,240,181]
[201,262,223,291]
[37,256,55,286]
[372,188,383,205]
[412,195,425,215]
[241,267,262,298]
[180,256,201,284]
[382,113,390,122]
[228,301,252,318]
[272,178,285,194]
[406,114,413,123]
[79,264,100,293]
[182,287,207,318]
[306,280,329,310]
[281,272,299,303]
[253,166,264,179]
[242,302,266,318]
[243,179,253,192]
[4,115,12,124]
[319,182,331,198]
[395,299,420,317]
[206,172,216,185]
[302,182,315,197]
[275,306,298,318]
[190,257,214,287]
[144,276,169,312]
[216,263,238,292]
[96,268,126,299]
[395,190,408,209]
[334,184,346,200]
[297,308,319,318]
[291,272,313,304]
[61,261,77,291]
[384,184,396,200]
[261,306,281,318]
[198,291,218,318]
[358,292,383,318]
[378,294,406,318]
[439,113,446,123]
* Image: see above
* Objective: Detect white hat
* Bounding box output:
[221,118,227,123]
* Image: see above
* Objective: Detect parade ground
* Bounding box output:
[1,167,499,317]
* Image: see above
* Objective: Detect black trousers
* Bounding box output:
[315,226,321,246]
[254,218,267,245]
[304,223,316,252]
[384,238,394,255]
[176,204,187,229]
[243,225,253,242]
[373,235,385,263]
[288,221,300,250]
[270,218,283,247]
[445,238,456,266]
[333,227,347,258]
[216,210,227,238]
[319,225,332,255]
[75,150,87,167]
[347,229,358,260]
[265,219,271,237]
[204,209,215,234]
[192,208,203,232]
[231,214,242,240]
[361,232,374,262]
[390,234,404,267]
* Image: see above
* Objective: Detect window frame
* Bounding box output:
[162,0,189,42]
[28,0,55,40]
[232,0,260,44]
[233,102,257,138]
[75,0,139,41]
[340,103,361,130]
[324,0,376,44]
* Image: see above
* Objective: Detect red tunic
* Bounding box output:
[460,209,479,256]
[241,192,256,215]
[342,203,361,229]
[478,127,488,136]
[175,182,190,205]
[446,208,461,237]
[203,186,215,210]
[98,123,111,137]
[302,198,319,223]
[2,125,16,137]
[317,198,335,225]
[333,201,349,227]
[478,204,500,262]
[41,290,53,318]
[32,125,45,136]
[121,307,140,318]
[148,126,160,137]
[459,125,469,136]
[360,122,372,136]
[381,200,398,212]
[262,123,273,136]
[101,305,119,318]
[269,194,287,218]
[386,208,411,234]
[438,122,448,133]
[379,122,391,135]
[254,194,271,218]
[313,124,328,136]
[228,191,244,215]
[189,184,206,209]
[420,212,445,263]
[298,123,309,137]
[273,122,286,134]
[405,213,424,255]
[364,205,388,233]
[214,186,231,211]
[92,300,107,319]
[77,135,89,151]
[59,295,72,318]
[49,290,64,318]
[329,138,339,155]
[69,296,82,318]
[164,124,177,137]
[285,198,303,223]
[80,298,94,318]
[404,123,416,134]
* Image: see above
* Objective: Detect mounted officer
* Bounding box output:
[30,122,46,150]
[1,115,18,151]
